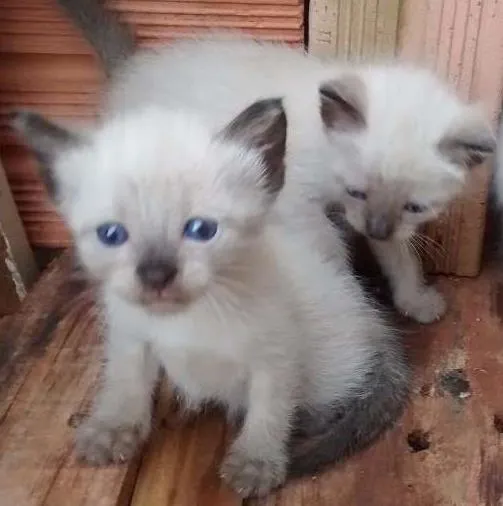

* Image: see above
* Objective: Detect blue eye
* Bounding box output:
[183,217,218,242]
[346,187,367,200]
[96,223,129,246]
[403,202,427,214]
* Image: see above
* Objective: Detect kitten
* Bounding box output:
[54,0,496,324]
[11,100,409,497]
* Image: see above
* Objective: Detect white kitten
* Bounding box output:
[12,100,409,497]
[54,0,496,323]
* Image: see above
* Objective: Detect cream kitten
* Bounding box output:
[11,100,409,497]
[54,0,496,324]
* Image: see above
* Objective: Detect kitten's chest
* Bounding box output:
[148,318,250,407]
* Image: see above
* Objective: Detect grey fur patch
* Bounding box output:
[136,260,178,291]
[218,98,287,194]
[319,75,367,132]
[438,122,496,169]
[136,247,179,291]
[366,215,394,241]
[287,340,410,478]
[56,0,135,76]
[9,110,83,198]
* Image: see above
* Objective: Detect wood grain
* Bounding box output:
[0,0,304,248]
[3,253,503,504]
[131,383,242,506]
[309,0,402,61]
[0,253,139,506]
[0,156,37,315]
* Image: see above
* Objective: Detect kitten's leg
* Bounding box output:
[76,317,159,465]
[220,368,293,497]
[370,238,446,323]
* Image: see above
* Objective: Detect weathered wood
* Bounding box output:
[2,251,503,504]
[0,253,139,506]
[0,157,37,315]
[131,382,242,506]
[309,0,401,61]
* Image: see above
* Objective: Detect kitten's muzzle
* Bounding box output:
[365,215,393,241]
[136,259,178,292]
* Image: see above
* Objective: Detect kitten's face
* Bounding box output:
[319,66,496,241]
[12,100,286,312]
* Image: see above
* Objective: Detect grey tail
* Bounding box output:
[287,342,410,478]
[56,0,136,76]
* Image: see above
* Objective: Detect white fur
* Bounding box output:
[39,107,393,496]
[103,36,492,322]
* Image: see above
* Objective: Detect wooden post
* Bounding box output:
[0,156,37,315]
[309,0,402,61]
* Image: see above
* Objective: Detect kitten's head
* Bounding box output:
[11,99,286,312]
[319,65,496,240]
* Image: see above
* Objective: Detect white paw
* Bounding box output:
[75,416,149,465]
[395,286,447,324]
[220,445,287,498]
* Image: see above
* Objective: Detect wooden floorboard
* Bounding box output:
[1,254,503,505]
[0,253,140,506]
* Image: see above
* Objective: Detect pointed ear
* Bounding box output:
[319,75,367,132]
[438,110,496,169]
[9,110,83,198]
[218,98,287,194]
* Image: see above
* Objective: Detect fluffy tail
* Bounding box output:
[288,342,410,478]
[56,0,135,76]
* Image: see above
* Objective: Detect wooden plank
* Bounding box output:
[309,0,401,61]
[247,268,503,505]
[131,383,242,506]
[2,254,503,504]
[398,0,503,275]
[0,157,37,316]
[0,253,139,506]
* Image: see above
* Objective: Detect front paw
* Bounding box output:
[75,416,149,465]
[394,286,446,324]
[220,445,287,498]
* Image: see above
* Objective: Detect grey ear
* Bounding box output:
[218,98,287,194]
[9,110,83,197]
[319,75,367,132]
[438,116,496,169]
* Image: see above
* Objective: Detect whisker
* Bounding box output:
[412,237,437,263]
[406,237,422,262]
[414,237,445,263]
[415,233,446,256]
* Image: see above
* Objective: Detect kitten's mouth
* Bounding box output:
[139,287,190,312]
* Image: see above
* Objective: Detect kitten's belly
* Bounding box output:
[156,346,248,409]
